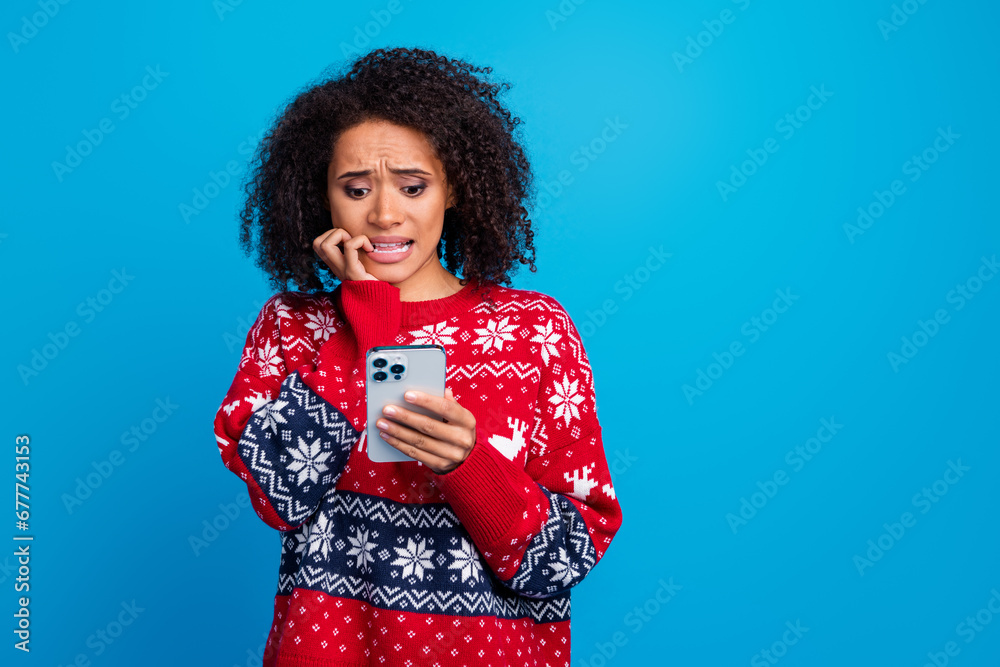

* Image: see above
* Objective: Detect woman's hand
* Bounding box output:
[376,387,477,474]
[313,228,379,282]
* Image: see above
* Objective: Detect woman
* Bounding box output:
[214,47,623,667]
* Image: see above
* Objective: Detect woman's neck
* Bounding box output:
[393,262,465,302]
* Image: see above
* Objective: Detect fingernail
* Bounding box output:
[377,419,389,429]
[404,391,417,401]
[383,406,396,416]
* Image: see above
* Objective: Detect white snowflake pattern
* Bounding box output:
[255,339,284,378]
[345,527,378,572]
[303,309,338,343]
[306,512,335,560]
[258,398,289,434]
[548,547,579,587]
[548,374,585,426]
[447,538,484,584]
[530,320,562,366]
[391,537,435,581]
[473,317,518,352]
[287,436,329,485]
[291,521,311,555]
[408,322,459,346]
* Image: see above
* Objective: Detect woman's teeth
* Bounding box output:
[371,241,412,253]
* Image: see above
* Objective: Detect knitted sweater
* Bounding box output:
[213,278,623,667]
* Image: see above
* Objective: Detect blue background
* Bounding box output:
[4,0,998,665]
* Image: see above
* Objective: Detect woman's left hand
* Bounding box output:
[376,387,477,474]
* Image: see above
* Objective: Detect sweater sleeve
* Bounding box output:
[213,294,359,531]
[433,301,623,598]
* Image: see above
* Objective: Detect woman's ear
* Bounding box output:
[445,184,456,210]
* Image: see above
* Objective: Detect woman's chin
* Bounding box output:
[362,261,410,285]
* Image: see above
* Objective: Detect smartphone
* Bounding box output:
[365,345,447,463]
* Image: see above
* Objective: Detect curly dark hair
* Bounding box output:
[237,46,538,302]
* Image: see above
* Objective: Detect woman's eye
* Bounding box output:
[344,185,424,198]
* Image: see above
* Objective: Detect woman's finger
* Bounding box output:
[314,228,349,280]
[403,390,476,432]
[314,227,347,255]
[343,234,374,281]
[378,421,468,470]
[382,406,467,446]
[377,429,455,470]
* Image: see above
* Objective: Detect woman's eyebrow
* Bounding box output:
[337,167,432,179]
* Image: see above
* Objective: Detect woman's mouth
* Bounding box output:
[367,240,414,263]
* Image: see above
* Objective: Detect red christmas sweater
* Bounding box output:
[213,278,623,667]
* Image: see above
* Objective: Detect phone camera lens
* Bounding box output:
[373,358,387,368]
[373,371,387,382]
[390,364,405,374]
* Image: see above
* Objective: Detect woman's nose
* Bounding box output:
[369,186,404,226]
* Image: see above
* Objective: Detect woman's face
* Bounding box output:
[324,119,455,289]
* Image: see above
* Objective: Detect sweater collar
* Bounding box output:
[321,278,487,362]
[328,278,486,333]
[398,278,485,328]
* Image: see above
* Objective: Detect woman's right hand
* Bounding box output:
[313,228,379,282]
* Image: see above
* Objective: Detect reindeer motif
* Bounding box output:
[488,417,529,461]
[564,464,598,501]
